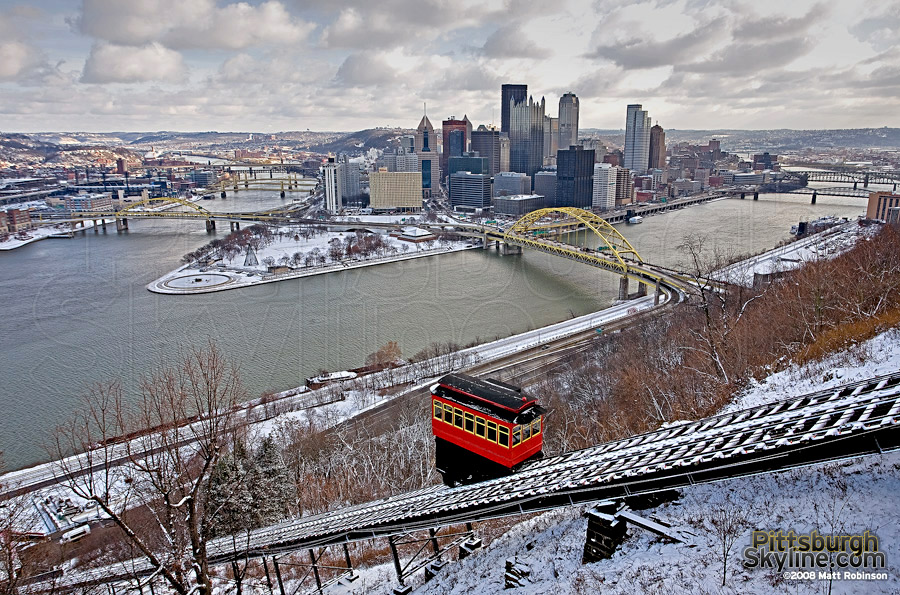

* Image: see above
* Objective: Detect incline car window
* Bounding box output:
[486,421,498,443]
[464,412,474,433]
[433,400,441,419]
[454,408,463,428]
[499,426,510,448]
[475,417,486,437]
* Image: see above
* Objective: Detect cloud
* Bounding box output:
[676,37,815,74]
[478,24,547,59]
[849,4,900,51]
[74,0,313,50]
[81,42,187,84]
[585,17,727,69]
[0,41,45,80]
[333,53,397,87]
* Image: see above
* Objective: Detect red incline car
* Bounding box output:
[431,373,545,485]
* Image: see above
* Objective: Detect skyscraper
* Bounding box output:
[471,126,500,176]
[509,95,545,186]
[615,167,633,205]
[415,113,436,197]
[501,84,527,134]
[441,117,468,181]
[591,163,616,211]
[556,145,595,208]
[649,124,666,170]
[558,92,579,150]
[448,152,488,203]
[542,116,559,163]
[323,158,343,213]
[499,133,510,172]
[624,104,651,173]
[338,154,360,200]
[448,130,465,163]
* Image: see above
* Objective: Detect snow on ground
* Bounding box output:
[714,220,877,287]
[331,328,900,595]
[0,219,115,251]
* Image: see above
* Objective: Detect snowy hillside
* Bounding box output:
[337,328,900,595]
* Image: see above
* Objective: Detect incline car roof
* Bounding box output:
[436,373,537,414]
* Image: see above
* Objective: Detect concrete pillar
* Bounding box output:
[116,218,125,233]
[582,504,628,564]
[811,191,817,204]
[221,190,227,199]
[101,219,107,231]
[281,190,286,198]
[753,191,759,200]
[93,219,99,233]
[205,220,216,233]
[853,181,858,190]
[618,276,629,301]
[637,282,647,297]
[654,279,662,305]
[740,192,745,199]
[864,173,869,188]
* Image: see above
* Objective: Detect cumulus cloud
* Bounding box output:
[0,41,45,80]
[74,0,313,50]
[478,24,547,59]
[81,42,187,84]
[333,53,398,87]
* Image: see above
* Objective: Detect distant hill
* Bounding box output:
[307,128,412,155]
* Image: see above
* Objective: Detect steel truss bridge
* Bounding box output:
[784,170,900,186]
[41,371,900,592]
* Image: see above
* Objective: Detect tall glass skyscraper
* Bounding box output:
[624,104,651,173]
[509,95,545,187]
[501,84,527,134]
[558,92,579,150]
[471,126,500,176]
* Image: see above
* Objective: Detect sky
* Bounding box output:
[0,0,898,133]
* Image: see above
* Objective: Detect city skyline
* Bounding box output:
[0,0,898,133]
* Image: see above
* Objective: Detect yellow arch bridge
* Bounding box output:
[486,207,685,300]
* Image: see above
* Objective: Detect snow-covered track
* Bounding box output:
[42,371,900,590]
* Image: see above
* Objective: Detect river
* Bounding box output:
[0,187,870,469]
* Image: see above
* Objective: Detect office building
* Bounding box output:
[339,155,361,199]
[471,126,501,176]
[494,171,531,197]
[399,135,415,153]
[509,95,545,185]
[324,158,343,212]
[65,193,113,212]
[448,152,488,200]
[615,167,633,205]
[380,148,419,173]
[493,194,547,216]
[624,104,651,173]
[4,208,31,232]
[648,124,666,170]
[191,169,217,186]
[415,114,437,197]
[542,116,559,164]
[449,172,492,211]
[369,169,422,212]
[442,117,468,180]
[501,84,528,134]
[533,170,557,205]
[591,164,617,211]
[580,139,606,161]
[556,145,595,208]
[558,92,579,150]
[499,133,510,172]
[866,192,900,220]
[448,130,465,162]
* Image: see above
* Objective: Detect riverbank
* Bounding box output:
[0,218,117,251]
[148,243,480,294]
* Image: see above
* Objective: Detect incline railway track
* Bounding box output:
[51,371,900,590]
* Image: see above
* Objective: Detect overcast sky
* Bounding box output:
[0,0,898,133]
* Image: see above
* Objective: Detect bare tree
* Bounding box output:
[707,493,750,587]
[51,342,247,595]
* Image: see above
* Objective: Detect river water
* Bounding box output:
[0,188,869,469]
